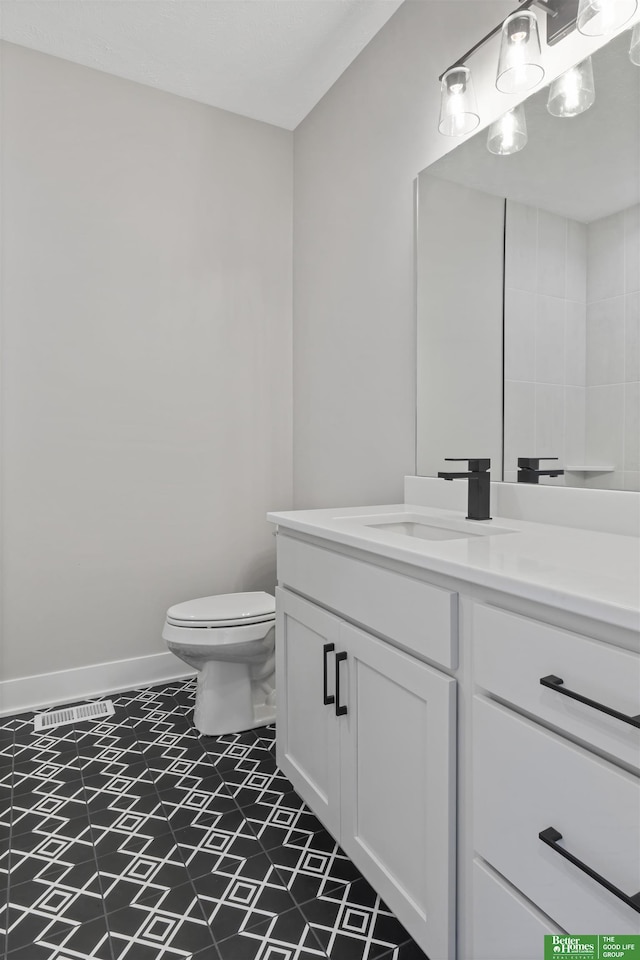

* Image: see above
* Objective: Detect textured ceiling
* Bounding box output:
[0,0,403,129]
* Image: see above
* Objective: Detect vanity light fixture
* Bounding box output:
[437,1,550,141]
[438,66,480,136]
[487,104,529,153]
[576,0,637,35]
[496,11,545,93]
[630,22,640,63]
[438,0,636,143]
[547,56,595,115]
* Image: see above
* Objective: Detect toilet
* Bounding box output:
[163,591,276,736]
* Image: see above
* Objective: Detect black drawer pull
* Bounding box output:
[335,651,348,717]
[322,643,335,706]
[540,675,640,729]
[539,827,640,913]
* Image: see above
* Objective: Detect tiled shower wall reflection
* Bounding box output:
[504,200,640,490]
[504,200,587,485]
[585,203,639,491]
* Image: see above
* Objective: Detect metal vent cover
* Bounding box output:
[33,700,115,732]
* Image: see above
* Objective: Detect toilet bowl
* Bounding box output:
[163,591,276,736]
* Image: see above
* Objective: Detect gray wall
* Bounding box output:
[292,1,513,508]
[0,43,293,681]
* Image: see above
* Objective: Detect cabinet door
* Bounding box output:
[339,622,457,960]
[275,588,341,837]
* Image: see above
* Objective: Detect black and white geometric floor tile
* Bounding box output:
[0,679,427,960]
[298,878,429,960]
[214,905,329,960]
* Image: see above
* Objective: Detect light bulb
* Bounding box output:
[576,0,637,35]
[547,57,595,117]
[496,12,545,94]
[487,105,528,155]
[438,67,480,137]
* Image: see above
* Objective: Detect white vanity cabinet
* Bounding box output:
[275,564,457,960]
[269,506,640,960]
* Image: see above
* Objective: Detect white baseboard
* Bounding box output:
[0,651,196,718]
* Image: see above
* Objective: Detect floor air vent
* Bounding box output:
[33,700,115,732]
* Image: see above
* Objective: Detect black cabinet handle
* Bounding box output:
[335,651,348,717]
[539,827,640,913]
[540,675,640,729]
[322,643,335,706]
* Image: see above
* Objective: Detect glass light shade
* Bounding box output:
[630,22,640,64]
[547,57,595,116]
[487,105,528,155]
[576,0,637,35]
[496,12,545,94]
[438,66,480,136]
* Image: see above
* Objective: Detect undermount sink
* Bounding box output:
[339,513,515,541]
[367,519,477,541]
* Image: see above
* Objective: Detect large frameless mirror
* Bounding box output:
[416,30,639,490]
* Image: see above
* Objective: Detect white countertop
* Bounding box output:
[267,504,640,633]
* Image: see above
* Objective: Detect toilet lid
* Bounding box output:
[166,591,275,626]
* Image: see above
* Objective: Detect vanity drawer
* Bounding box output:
[474,697,640,935]
[276,535,457,668]
[473,603,640,770]
[472,858,563,960]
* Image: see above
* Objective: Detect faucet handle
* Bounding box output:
[445,458,490,472]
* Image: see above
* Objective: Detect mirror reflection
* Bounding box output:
[417,30,639,490]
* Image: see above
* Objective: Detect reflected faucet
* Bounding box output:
[437,458,491,521]
[517,457,565,484]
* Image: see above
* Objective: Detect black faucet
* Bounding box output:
[437,458,491,521]
[517,457,565,484]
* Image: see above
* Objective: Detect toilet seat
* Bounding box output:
[166,591,275,628]
[166,612,275,628]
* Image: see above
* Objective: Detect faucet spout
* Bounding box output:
[438,471,472,481]
[438,458,491,521]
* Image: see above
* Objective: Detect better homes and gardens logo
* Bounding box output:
[544,937,640,959]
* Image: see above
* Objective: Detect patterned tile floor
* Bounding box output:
[0,679,427,960]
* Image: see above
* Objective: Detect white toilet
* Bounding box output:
[163,591,276,736]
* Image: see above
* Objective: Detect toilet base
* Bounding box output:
[194,699,276,737]
[164,610,276,738]
[195,701,277,737]
[251,702,277,729]
[192,658,276,737]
